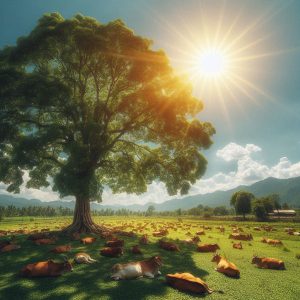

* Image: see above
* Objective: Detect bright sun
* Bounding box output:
[196,48,228,78]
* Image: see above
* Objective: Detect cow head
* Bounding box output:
[62,256,73,272]
[150,256,162,267]
[211,253,221,263]
[252,256,260,264]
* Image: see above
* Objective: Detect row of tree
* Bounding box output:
[0,205,161,219]
[230,191,289,220]
[0,205,73,219]
[0,204,233,220]
[145,204,232,217]
[0,193,290,220]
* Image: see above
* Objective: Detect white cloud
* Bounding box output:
[216,142,261,161]
[1,142,300,206]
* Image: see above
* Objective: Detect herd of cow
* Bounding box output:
[0,221,298,295]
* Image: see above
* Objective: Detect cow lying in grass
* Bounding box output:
[252,256,285,270]
[153,230,168,237]
[132,245,142,254]
[74,253,97,264]
[0,240,11,250]
[139,234,149,245]
[105,239,124,247]
[50,245,72,253]
[159,240,180,252]
[166,272,213,294]
[81,237,97,245]
[111,256,162,280]
[196,230,205,235]
[34,238,56,245]
[20,258,73,277]
[229,233,253,241]
[211,254,240,278]
[233,242,243,249]
[100,247,123,257]
[261,238,283,246]
[197,243,220,252]
[27,233,50,241]
[1,244,21,253]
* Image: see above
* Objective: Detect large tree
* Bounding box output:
[230,191,254,220]
[0,13,215,234]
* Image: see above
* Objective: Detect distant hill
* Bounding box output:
[0,176,299,211]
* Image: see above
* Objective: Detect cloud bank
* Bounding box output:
[1,142,300,205]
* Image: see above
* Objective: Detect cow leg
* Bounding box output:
[144,272,154,278]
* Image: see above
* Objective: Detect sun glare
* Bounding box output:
[150,0,293,120]
[196,48,228,78]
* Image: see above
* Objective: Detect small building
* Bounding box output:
[269,210,296,217]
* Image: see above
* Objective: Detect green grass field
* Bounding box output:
[0,216,300,300]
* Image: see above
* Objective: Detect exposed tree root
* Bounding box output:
[61,197,110,236]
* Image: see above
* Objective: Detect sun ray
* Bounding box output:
[231,47,300,63]
[225,74,260,106]
[230,73,275,102]
[229,35,272,57]
[145,0,300,128]
[224,1,291,53]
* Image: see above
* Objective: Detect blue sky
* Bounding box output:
[0,0,300,205]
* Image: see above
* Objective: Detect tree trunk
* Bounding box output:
[63,196,105,235]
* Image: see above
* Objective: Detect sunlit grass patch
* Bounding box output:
[0,216,300,300]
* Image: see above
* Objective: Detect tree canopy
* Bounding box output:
[230,191,254,219]
[0,13,215,233]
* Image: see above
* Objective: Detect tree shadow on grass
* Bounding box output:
[0,231,211,300]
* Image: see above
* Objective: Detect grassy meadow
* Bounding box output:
[0,216,300,300]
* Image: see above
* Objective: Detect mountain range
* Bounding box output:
[0,176,299,211]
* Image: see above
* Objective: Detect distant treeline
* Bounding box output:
[0,205,73,218]
[0,204,232,219]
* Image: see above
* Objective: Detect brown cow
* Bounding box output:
[111,256,162,280]
[132,245,142,254]
[252,256,285,270]
[229,233,253,241]
[100,247,123,257]
[197,243,220,253]
[159,240,180,252]
[233,242,243,249]
[153,230,168,237]
[34,238,56,245]
[166,272,213,294]
[196,230,205,236]
[20,258,73,277]
[51,245,72,254]
[81,237,97,245]
[139,234,149,245]
[100,231,115,240]
[1,244,21,253]
[212,254,240,278]
[0,240,11,249]
[105,239,124,248]
[261,238,283,246]
[27,232,50,240]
